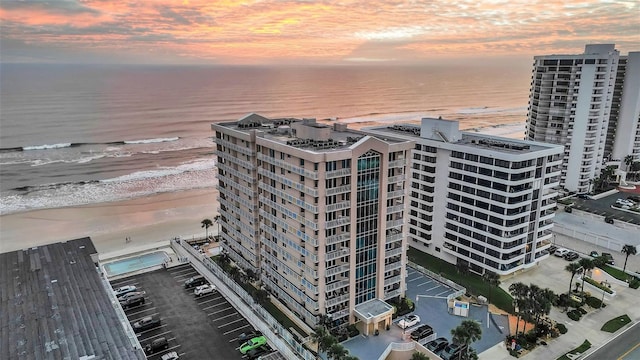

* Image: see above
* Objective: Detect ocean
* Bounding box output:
[0,63,531,215]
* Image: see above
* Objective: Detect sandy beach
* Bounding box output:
[0,121,525,256]
[0,188,220,255]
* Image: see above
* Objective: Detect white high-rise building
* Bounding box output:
[213,114,414,332]
[364,118,564,276]
[525,44,640,193]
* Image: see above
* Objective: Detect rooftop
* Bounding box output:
[354,298,394,321]
[0,237,145,360]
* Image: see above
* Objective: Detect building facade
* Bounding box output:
[365,118,564,276]
[525,44,640,193]
[212,113,414,329]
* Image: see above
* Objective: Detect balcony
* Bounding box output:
[386,232,403,243]
[387,189,405,198]
[326,248,350,261]
[326,233,351,246]
[386,219,404,229]
[326,185,352,196]
[326,294,349,308]
[389,174,406,184]
[326,216,351,229]
[326,264,350,277]
[389,159,406,168]
[384,275,402,287]
[385,247,403,258]
[384,289,402,299]
[326,168,352,178]
[385,261,403,272]
[327,201,351,212]
[326,280,349,293]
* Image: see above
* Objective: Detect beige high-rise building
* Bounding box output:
[212,113,414,331]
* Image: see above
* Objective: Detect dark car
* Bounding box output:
[564,252,580,261]
[590,251,599,258]
[120,293,145,308]
[577,194,591,199]
[605,217,614,224]
[439,343,467,360]
[426,337,449,353]
[246,345,272,360]
[238,330,263,345]
[184,275,207,289]
[601,253,615,265]
[144,337,169,355]
[548,245,558,254]
[133,316,161,332]
[627,195,640,202]
[410,324,434,340]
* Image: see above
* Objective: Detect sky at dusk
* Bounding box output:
[1,0,639,65]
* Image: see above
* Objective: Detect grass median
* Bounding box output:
[407,248,514,313]
[557,339,591,360]
[601,314,631,333]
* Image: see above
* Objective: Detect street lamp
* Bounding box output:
[600,280,609,308]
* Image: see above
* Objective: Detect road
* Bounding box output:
[583,322,640,360]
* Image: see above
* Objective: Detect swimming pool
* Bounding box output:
[103,251,169,277]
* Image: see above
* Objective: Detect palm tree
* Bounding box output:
[410,352,430,360]
[565,262,582,294]
[201,218,213,239]
[509,282,528,336]
[311,326,335,360]
[624,155,635,172]
[530,286,555,327]
[451,320,482,359]
[327,343,348,360]
[622,244,638,274]
[483,271,500,303]
[578,258,595,294]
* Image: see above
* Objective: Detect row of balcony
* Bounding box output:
[217,162,254,184]
[257,153,319,179]
[259,182,319,213]
[257,167,319,197]
[216,150,256,171]
[216,138,256,157]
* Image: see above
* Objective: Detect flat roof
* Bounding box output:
[354,298,394,321]
[0,237,145,360]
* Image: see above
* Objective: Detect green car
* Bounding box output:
[239,336,267,354]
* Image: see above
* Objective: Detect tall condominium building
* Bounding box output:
[212,113,414,331]
[364,118,564,276]
[525,44,640,193]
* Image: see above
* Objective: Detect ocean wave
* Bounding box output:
[23,143,72,151]
[456,106,527,115]
[124,137,179,144]
[1,158,217,215]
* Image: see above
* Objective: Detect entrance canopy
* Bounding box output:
[353,299,394,335]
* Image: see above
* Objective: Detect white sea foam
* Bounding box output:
[124,137,179,144]
[23,143,72,151]
[456,106,526,115]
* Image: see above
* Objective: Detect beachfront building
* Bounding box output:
[364,118,564,276]
[525,44,640,193]
[212,114,414,331]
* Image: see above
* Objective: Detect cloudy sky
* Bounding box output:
[1,0,639,65]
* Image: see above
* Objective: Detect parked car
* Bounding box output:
[554,248,569,257]
[238,330,263,345]
[548,245,558,254]
[132,316,161,332]
[564,252,580,261]
[577,194,592,199]
[120,293,145,308]
[590,251,599,258]
[627,195,640,202]
[240,336,267,354]
[119,291,144,302]
[605,217,614,224]
[184,275,207,289]
[439,343,467,360]
[114,285,138,298]
[426,337,449,354]
[601,253,615,265]
[410,324,434,340]
[194,284,216,297]
[144,337,169,355]
[246,345,272,360]
[397,315,420,329]
[161,352,179,360]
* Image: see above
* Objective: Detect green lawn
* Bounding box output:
[601,314,631,333]
[241,282,308,337]
[599,264,632,282]
[556,339,591,360]
[407,248,514,313]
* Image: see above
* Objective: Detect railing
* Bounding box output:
[377,341,416,360]
[326,168,352,178]
[408,261,466,294]
[172,239,316,360]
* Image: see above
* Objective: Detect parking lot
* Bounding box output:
[110,263,264,359]
[571,192,640,225]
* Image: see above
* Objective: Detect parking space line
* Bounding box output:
[140,330,172,340]
[224,324,252,336]
[173,272,197,279]
[202,301,228,311]
[218,317,245,328]
[208,306,233,316]
[127,307,156,317]
[416,281,433,287]
[425,285,441,292]
[435,289,452,296]
[130,312,159,323]
[406,277,421,283]
[198,295,223,305]
[147,344,181,358]
[212,312,239,322]
[111,280,139,287]
[136,323,167,336]
[169,267,194,275]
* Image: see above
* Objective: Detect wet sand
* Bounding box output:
[0,188,219,255]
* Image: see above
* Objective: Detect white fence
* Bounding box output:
[172,239,316,360]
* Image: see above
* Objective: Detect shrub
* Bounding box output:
[585,296,603,308]
[347,324,359,337]
[568,309,582,321]
[525,330,538,344]
[556,323,568,334]
[630,278,640,289]
[578,307,588,315]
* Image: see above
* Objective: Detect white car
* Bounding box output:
[114,285,138,298]
[397,314,421,329]
[554,248,569,257]
[161,351,179,360]
[194,284,216,297]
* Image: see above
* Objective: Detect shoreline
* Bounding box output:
[0,188,219,255]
